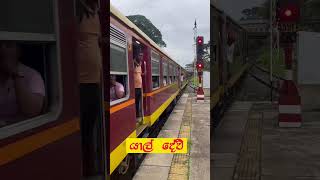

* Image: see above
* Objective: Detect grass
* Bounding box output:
[256,48,285,77]
[191,76,199,87]
[230,58,245,76]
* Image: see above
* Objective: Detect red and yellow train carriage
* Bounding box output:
[211,4,249,128]
[0,0,111,179]
[0,1,187,179]
[110,5,188,176]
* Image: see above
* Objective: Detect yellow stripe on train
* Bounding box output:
[110,131,136,174]
[126,138,187,154]
[110,82,187,174]
[143,90,180,126]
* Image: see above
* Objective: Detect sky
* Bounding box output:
[111,0,210,67]
[215,0,265,21]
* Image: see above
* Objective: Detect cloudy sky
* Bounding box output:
[215,0,265,20]
[111,0,210,67]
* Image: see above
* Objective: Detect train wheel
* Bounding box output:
[173,97,177,106]
[112,155,136,180]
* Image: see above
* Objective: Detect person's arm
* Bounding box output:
[14,69,45,118]
[140,64,145,76]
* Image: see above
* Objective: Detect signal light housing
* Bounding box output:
[196,36,204,60]
[196,61,204,71]
[197,36,203,45]
[276,0,300,23]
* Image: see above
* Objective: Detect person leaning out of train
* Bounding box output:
[110,75,125,101]
[133,51,144,121]
[0,41,45,125]
[77,0,103,177]
[163,79,167,86]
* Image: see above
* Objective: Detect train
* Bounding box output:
[0,1,188,179]
[0,0,108,179]
[110,4,188,178]
[210,4,249,127]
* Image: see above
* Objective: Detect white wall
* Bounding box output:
[297,31,320,85]
[203,71,210,89]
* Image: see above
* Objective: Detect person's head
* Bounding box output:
[110,75,116,85]
[0,41,20,75]
[84,0,99,9]
[137,52,143,63]
[133,45,143,63]
[77,0,99,21]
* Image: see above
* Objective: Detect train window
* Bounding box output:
[175,66,178,82]
[163,61,168,86]
[0,0,54,34]
[110,26,129,104]
[176,67,179,82]
[151,51,160,89]
[173,65,176,82]
[169,63,173,84]
[168,63,171,84]
[0,0,61,139]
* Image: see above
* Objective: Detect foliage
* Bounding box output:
[185,63,194,69]
[127,15,167,47]
[184,40,210,72]
[241,0,320,31]
[302,0,320,31]
[240,6,266,20]
[256,47,285,77]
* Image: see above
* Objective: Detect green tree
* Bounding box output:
[185,63,194,69]
[127,15,167,47]
[302,0,320,31]
[241,0,320,31]
[185,41,210,71]
[241,7,265,20]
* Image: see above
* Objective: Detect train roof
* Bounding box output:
[110,4,181,67]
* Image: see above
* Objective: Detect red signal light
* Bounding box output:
[277,4,300,23]
[197,36,203,45]
[196,62,203,70]
[284,9,292,17]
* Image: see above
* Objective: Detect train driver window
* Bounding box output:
[151,51,160,89]
[0,0,61,134]
[110,42,128,104]
[163,61,168,86]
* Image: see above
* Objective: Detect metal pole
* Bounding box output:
[276,26,280,93]
[270,0,273,102]
[193,19,197,91]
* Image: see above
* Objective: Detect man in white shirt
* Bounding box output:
[0,41,45,126]
[110,75,125,101]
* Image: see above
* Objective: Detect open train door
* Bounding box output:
[98,0,109,178]
[132,39,148,136]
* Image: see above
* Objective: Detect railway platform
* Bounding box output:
[133,89,210,180]
[213,100,320,180]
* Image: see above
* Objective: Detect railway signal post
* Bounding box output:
[276,0,302,127]
[196,36,205,101]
